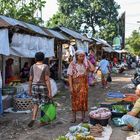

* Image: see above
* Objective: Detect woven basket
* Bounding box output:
[13,97,33,111]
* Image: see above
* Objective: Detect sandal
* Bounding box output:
[38,122,49,127]
[28,120,35,128]
[121,126,133,131]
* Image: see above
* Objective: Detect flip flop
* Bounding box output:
[121,126,133,131]
[38,122,49,127]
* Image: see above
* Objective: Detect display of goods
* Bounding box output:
[76,134,95,140]
[111,104,132,118]
[107,92,125,98]
[8,81,20,86]
[13,97,33,111]
[81,123,90,131]
[123,94,138,102]
[2,86,16,95]
[89,108,111,120]
[15,92,30,98]
[112,105,129,113]
[112,117,125,127]
[90,124,104,137]
[56,136,69,140]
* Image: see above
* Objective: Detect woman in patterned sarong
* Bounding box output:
[67,50,94,123]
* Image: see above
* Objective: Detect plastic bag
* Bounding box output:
[40,100,56,123]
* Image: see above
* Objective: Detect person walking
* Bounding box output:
[28,52,52,127]
[67,50,94,123]
[96,55,110,88]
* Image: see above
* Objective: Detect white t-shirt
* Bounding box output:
[99,59,109,74]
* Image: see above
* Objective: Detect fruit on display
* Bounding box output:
[8,81,20,86]
[76,134,95,140]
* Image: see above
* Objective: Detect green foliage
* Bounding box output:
[126,30,140,56]
[47,0,120,42]
[0,0,46,25]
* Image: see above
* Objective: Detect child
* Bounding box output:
[28,52,52,127]
[122,84,140,131]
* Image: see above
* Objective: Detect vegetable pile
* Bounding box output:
[112,105,129,113]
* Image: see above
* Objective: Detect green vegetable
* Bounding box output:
[56,136,69,140]
[112,105,128,113]
[81,123,90,131]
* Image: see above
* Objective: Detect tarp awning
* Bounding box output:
[0,30,55,58]
[10,33,54,58]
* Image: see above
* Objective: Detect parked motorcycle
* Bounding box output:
[131,66,140,86]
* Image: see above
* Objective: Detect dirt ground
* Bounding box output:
[0,70,136,140]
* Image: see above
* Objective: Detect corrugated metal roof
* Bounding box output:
[103,47,115,53]
[59,26,92,42]
[47,29,69,40]
[0,17,10,27]
[97,38,112,47]
[0,15,51,37]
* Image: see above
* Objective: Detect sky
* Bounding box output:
[42,0,140,37]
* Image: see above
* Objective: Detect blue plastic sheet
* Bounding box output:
[107,92,125,98]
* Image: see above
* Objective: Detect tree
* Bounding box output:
[126,30,140,56]
[47,0,120,42]
[0,0,46,25]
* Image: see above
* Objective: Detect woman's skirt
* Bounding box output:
[71,75,88,112]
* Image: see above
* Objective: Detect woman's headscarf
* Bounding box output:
[73,50,88,68]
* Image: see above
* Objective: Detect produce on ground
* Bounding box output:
[90,124,104,137]
[89,108,111,119]
[112,105,129,113]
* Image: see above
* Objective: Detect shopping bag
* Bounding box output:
[40,100,56,123]
[107,74,112,82]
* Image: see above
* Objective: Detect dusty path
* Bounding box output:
[0,70,135,140]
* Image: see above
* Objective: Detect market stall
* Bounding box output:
[0,15,55,112]
[53,26,93,82]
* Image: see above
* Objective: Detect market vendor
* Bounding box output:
[122,84,140,131]
[20,62,30,81]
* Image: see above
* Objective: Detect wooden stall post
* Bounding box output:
[58,44,62,80]
[2,55,6,86]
